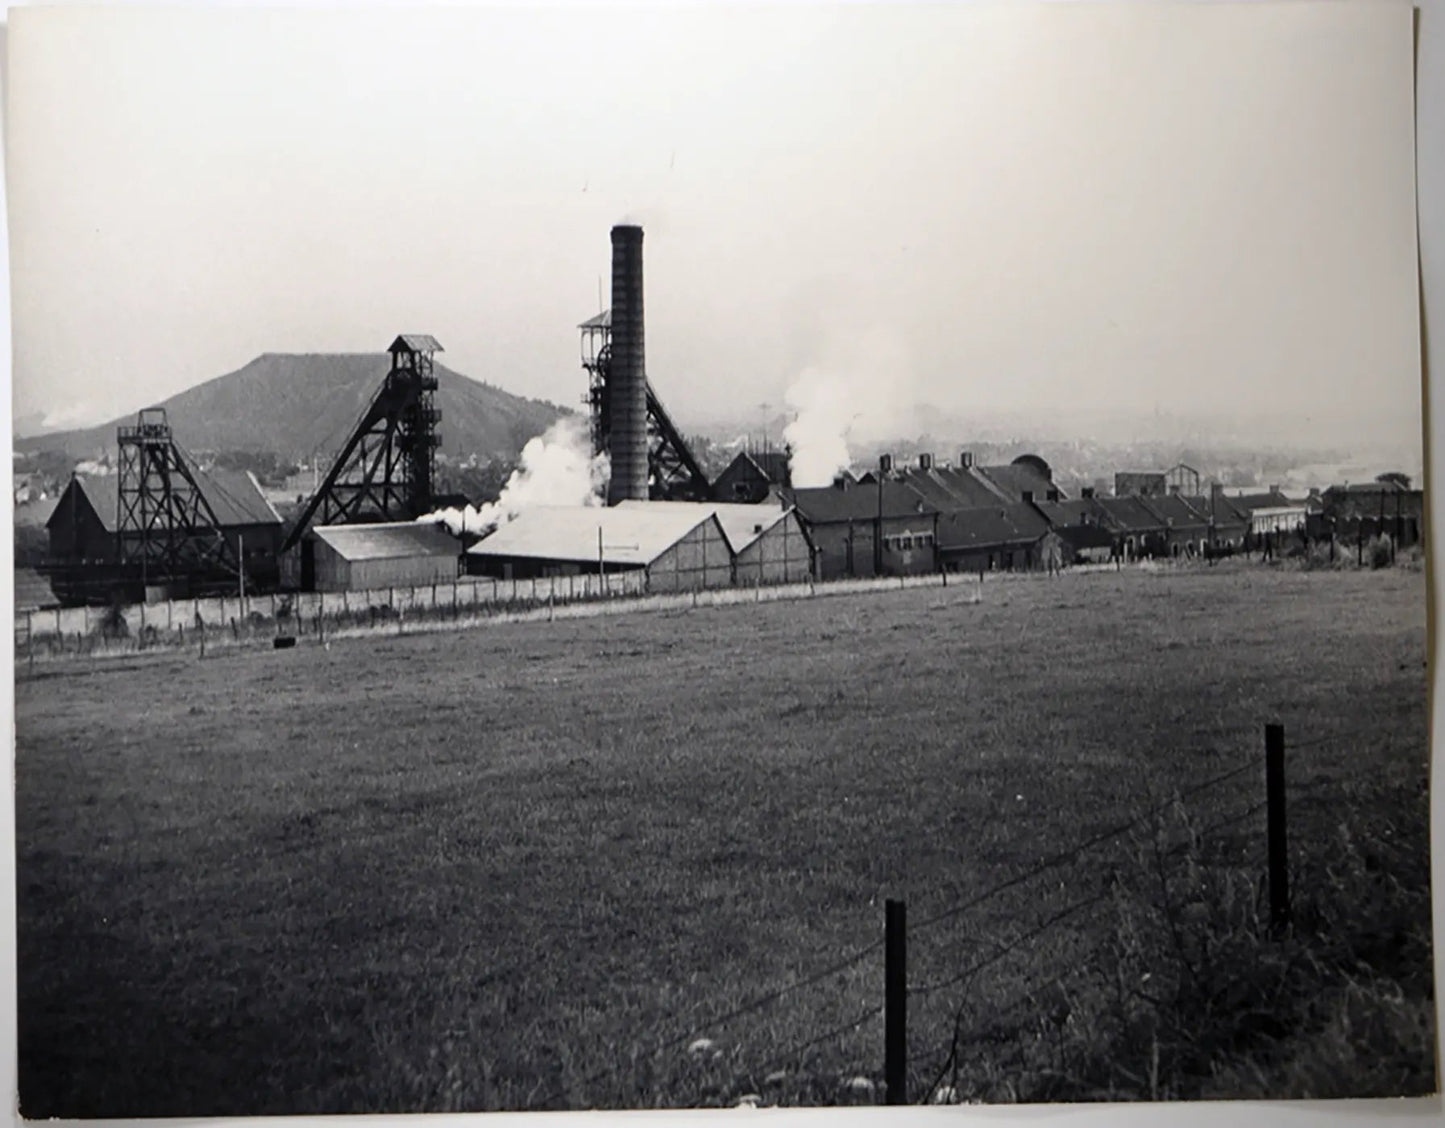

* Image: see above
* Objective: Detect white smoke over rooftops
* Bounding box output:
[418,416,609,538]
[781,325,924,487]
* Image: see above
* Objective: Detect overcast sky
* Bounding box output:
[6,1,1423,456]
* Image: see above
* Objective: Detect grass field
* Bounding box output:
[13,563,1434,1115]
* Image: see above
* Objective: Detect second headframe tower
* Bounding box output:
[607,224,650,504]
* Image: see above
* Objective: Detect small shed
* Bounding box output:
[301,522,462,592]
[465,504,734,592]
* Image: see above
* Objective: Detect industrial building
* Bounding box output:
[45,430,284,602]
[973,454,1063,504]
[617,500,814,586]
[712,450,792,503]
[1228,489,1309,536]
[1138,493,1214,557]
[283,522,462,592]
[935,503,1053,572]
[41,219,1418,612]
[877,452,1064,509]
[1114,464,1201,499]
[465,504,734,591]
[1318,482,1424,546]
[785,482,939,580]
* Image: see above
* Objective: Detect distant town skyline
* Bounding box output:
[8,3,1424,467]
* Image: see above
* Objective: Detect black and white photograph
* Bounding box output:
[5,0,1439,1119]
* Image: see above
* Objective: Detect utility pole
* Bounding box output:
[876,455,887,577]
[238,532,246,607]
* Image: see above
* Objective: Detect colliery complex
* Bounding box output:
[35,224,1426,609]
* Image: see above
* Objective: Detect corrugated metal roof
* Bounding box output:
[466,504,715,567]
[578,309,612,330]
[616,499,791,553]
[389,334,443,353]
[313,521,461,562]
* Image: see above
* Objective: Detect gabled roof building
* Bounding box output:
[465,504,735,591]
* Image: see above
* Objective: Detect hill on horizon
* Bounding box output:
[14,353,572,464]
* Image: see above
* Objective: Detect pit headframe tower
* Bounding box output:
[281,335,443,553]
[116,407,240,580]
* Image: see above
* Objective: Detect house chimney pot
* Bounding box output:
[919,452,933,471]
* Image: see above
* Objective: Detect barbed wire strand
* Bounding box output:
[910,888,1115,998]
[760,1003,886,1077]
[525,933,886,1110]
[910,755,1262,937]
[919,932,1117,1104]
[917,793,1278,1105]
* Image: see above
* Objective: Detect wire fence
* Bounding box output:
[522,721,1419,1110]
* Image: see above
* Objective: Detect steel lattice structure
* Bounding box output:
[116,408,239,580]
[281,335,443,553]
[579,313,711,502]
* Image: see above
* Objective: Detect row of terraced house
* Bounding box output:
[760,451,1425,581]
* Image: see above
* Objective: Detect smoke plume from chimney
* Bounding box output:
[419,417,608,538]
[781,326,921,487]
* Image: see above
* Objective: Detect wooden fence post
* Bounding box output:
[885,898,907,1105]
[1266,723,1290,931]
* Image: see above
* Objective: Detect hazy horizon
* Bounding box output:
[7,3,1424,469]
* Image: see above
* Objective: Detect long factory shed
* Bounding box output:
[465,503,735,591]
[464,500,815,591]
[616,500,814,586]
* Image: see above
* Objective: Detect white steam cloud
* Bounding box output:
[419,416,608,538]
[781,327,922,487]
